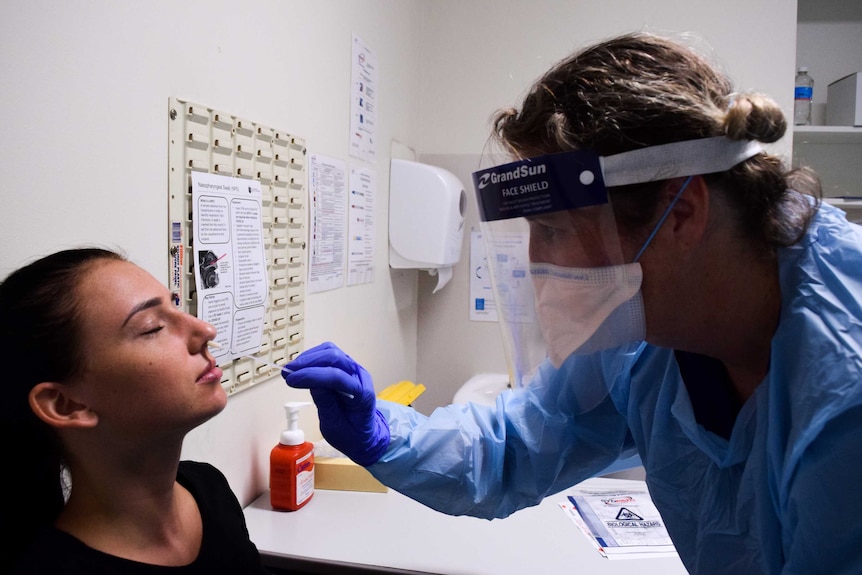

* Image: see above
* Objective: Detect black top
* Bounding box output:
[13,461,270,574]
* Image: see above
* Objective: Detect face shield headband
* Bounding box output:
[471,137,762,388]
[473,136,763,223]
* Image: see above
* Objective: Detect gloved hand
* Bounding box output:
[283,342,390,467]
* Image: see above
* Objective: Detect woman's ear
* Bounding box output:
[29,382,98,429]
[665,175,710,248]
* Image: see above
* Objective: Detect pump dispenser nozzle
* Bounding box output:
[281,402,311,446]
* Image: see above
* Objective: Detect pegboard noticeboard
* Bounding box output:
[167,97,307,396]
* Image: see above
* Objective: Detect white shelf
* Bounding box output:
[793,126,862,145]
[825,197,862,205]
[825,198,862,225]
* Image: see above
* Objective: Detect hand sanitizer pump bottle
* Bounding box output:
[270,402,314,511]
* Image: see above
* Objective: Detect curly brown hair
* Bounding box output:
[492,32,820,251]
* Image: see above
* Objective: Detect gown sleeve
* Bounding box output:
[367,354,639,519]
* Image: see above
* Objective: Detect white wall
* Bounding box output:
[0,0,800,504]
[412,0,799,413]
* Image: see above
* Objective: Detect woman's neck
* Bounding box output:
[651,239,781,403]
[695,253,780,402]
[55,443,202,566]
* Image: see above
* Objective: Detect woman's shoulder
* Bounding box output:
[778,203,862,319]
[178,460,228,484]
[782,202,862,266]
[177,460,238,511]
[176,462,266,572]
[178,460,245,522]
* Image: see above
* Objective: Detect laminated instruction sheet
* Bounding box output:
[191,172,268,363]
[559,479,678,560]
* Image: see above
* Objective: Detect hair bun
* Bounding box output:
[723,92,786,143]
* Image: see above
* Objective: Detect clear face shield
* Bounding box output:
[473,137,763,390]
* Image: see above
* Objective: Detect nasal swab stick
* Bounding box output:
[207,341,354,399]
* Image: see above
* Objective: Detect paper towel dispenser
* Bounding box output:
[389,158,466,291]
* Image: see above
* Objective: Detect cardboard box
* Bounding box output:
[827,72,862,126]
[314,457,388,493]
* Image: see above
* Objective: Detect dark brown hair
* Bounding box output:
[0,247,126,571]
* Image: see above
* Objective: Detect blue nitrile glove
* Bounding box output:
[283,342,390,467]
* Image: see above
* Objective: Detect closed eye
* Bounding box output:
[141,325,165,337]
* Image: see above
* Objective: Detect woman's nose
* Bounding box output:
[188,315,217,351]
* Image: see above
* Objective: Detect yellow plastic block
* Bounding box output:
[314,457,388,493]
[378,380,426,406]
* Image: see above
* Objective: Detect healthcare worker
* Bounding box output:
[283,33,862,574]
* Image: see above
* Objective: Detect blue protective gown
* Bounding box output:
[368,202,862,575]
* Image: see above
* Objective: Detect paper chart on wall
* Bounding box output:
[349,33,378,163]
[191,172,268,364]
[347,166,375,286]
[308,153,347,294]
[470,230,498,322]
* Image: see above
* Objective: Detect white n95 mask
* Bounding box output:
[531,262,645,367]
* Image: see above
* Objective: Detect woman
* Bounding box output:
[1,248,269,574]
[282,32,862,574]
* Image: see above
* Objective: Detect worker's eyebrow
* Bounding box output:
[122,296,163,327]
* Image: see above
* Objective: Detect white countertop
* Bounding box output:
[243,477,690,575]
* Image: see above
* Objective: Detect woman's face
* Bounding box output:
[527,204,629,267]
[68,259,226,441]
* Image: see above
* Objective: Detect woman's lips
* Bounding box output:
[197,364,223,384]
